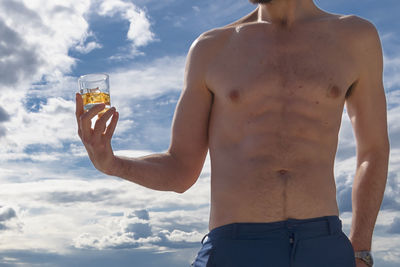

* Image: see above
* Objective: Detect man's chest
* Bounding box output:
[205,27,358,106]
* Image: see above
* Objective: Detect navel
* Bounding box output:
[280,19,288,28]
[277,169,290,177]
[278,169,287,175]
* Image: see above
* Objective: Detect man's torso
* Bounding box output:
[198,11,357,229]
[202,12,360,229]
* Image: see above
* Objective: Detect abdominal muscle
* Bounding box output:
[208,144,340,230]
[207,98,342,230]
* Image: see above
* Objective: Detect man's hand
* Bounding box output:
[75,93,119,175]
[356,258,369,267]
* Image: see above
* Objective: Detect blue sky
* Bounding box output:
[0,0,399,266]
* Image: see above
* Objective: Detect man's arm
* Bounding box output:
[76,33,215,193]
[345,19,390,252]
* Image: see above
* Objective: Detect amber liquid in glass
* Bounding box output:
[81,89,110,115]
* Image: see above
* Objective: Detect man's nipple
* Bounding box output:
[228,89,240,103]
[327,85,341,98]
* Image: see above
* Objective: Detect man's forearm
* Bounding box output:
[110,152,190,193]
[349,150,389,251]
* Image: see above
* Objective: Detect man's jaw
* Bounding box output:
[249,0,274,4]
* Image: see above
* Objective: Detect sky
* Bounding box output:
[0,0,399,266]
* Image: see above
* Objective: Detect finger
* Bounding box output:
[93,107,115,135]
[81,103,106,121]
[80,103,105,140]
[105,111,119,139]
[75,93,84,136]
[75,93,84,121]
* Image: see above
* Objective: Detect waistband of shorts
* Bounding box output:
[206,215,342,241]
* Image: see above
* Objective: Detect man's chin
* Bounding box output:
[249,0,274,4]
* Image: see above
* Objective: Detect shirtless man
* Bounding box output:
[75,0,389,266]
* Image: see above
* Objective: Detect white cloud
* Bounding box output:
[0,0,167,154]
[0,0,92,158]
[0,0,93,86]
[0,19,41,87]
[0,54,184,158]
[0,206,16,224]
[75,40,103,54]
[0,0,157,91]
[192,6,200,13]
[0,0,159,152]
[73,29,103,54]
[0,147,210,253]
[0,206,23,236]
[384,54,400,90]
[1,97,77,153]
[114,150,156,158]
[111,56,185,101]
[162,229,202,243]
[98,0,155,55]
[387,95,400,148]
[73,207,204,250]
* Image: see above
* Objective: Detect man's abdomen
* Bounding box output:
[208,148,339,230]
[207,96,343,230]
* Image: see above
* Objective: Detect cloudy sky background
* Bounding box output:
[0,0,399,266]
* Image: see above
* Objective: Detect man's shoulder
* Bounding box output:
[334,14,379,39]
[189,26,234,57]
[333,15,382,85]
[190,11,259,54]
[339,14,376,29]
[194,26,234,45]
[193,8,259,49]
[334,14,381,57]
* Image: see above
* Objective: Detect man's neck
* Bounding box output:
[257,0,320,27]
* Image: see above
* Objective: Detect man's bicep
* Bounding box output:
[168,84,213,180]
[345,22,389,157]
[346,82,388,157]
[168,36,214,180]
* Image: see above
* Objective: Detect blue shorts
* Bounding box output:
[192,216,356,267]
